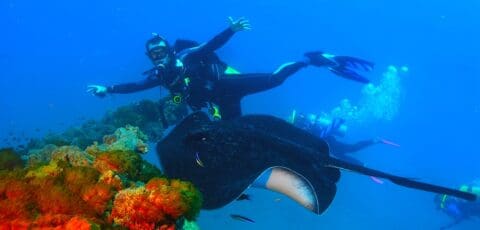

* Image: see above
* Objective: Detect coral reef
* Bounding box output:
[23,98,189,157]
[110,178,201,230]
[0,148,24,170]
[0,126,201,229]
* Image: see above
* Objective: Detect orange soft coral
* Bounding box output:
[81,183,114,214]
[64,216,100,230]
[147,178,202,220]
[92,150,141,176]
[110,187,163,230]
[0,178,34,222]
[98,170,123,191]
[110,178,202,229]
[0,126,201,229]
[35,184,89,216]
[63,166,100,195]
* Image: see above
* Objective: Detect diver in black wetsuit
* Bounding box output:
[289,111,380,165]
[88,17,374,123]
[434,181,480,229]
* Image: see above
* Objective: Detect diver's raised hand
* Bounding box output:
[86,84,108,97]
[228,16,251,32]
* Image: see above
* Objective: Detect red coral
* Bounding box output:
[147,178,202,220]
[4,180,31,202]
[145,177,169,190]
[81,184,114,214]
[0,179,34,222]
[110,187,164,230]
[33,214,71,228]
[0,199,33,223]
[93,154,122,174]
[63,166,100,195]
[0,126,200,229]
[110,178,201,229]
[64,216,97,230]
[99,170,123,191]
[0,219,30,230]
[35,183,92,217]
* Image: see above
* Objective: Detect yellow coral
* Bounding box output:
[99,170,123,191]
[25,161,62,179]
[51,146,94,167]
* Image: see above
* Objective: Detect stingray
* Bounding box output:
[157,112,476,214]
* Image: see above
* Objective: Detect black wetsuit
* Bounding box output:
[324,136,376,166]
[107,27,308,121]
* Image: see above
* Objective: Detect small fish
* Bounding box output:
[230,214,255,223]
[195,152,204,167]
[35,128,41,132]
[378,138,400,148]
[370,176,384,184]
[236,193,251,201]
[274,198,282,202]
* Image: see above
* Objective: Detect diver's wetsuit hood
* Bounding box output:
[146,35,176,72]
[145,34,179,85]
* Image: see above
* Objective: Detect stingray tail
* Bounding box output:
[326,158,477,201]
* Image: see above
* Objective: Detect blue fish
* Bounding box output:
[230,214,255,223]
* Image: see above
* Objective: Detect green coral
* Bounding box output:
[176,181,203,220]
[0,148,24,170]
[182,220,201,230]
[137,160,163,183]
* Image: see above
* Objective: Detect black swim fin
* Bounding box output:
[304,51,372,84]
[326,158,477,201]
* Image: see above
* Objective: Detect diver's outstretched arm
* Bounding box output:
[184,17,251,57]
[104,75,163,94]
[87,75,162,97]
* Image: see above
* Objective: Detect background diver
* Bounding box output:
[289,110,399,166]
[88,17,375,125]
[435,180,480,229]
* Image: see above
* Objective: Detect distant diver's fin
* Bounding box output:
[253,167,319,213]
[326,158,477,201]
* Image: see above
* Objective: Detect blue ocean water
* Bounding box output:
[1,0,479,229]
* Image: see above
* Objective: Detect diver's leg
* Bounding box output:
[215,96,242,120]
[325,136,376,155]
[332,154,364,166]
[216,61,307,97]
[340,139,377,154]
[327,157,477,201]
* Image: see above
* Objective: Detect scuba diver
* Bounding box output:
[87,17,374,125]
[288,110,398,166]
[435,181,480,229]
